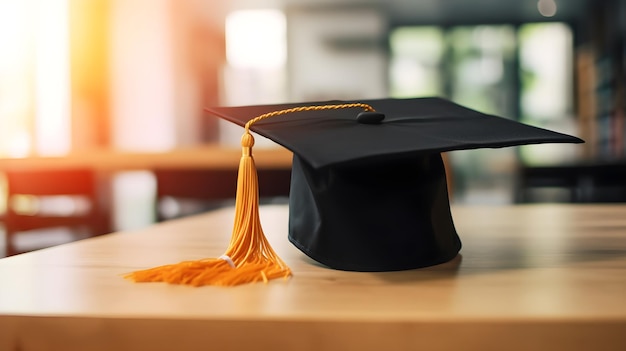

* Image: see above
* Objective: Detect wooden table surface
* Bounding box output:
[1,204,625,351]
[0,145,293,171]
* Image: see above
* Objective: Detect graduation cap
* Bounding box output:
[126,97,582,286]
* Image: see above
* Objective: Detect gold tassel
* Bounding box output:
[125,103,374,287]
[125,131,290,286]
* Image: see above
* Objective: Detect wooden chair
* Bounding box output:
[154,168,291,221]
[1,168,110,256]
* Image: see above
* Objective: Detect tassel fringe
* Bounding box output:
[125,132,291,286]
[126,103,375,287]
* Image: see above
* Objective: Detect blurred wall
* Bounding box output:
[287,5,388,101]
[108,0,225,151]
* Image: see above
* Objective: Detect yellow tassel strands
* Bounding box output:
[125,103,375,286]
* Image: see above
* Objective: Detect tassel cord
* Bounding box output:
[126,103,374,286]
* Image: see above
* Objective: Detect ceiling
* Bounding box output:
[383,0,590,25]
[230,0,592,25]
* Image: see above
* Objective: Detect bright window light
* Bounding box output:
[35,0,70,156]
[389,26,444,98]
[0,0,34,157]
[0,0,70,157]
[226,9,286,69]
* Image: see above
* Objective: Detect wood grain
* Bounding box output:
[0,145,292,171]
[1,204,625,351]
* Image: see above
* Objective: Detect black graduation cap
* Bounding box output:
[205,97,583,272]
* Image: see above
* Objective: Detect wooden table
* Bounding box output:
[0,145,293,234]
[1,204,625,351]
[0,145,293,171]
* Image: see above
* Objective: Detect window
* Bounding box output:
[518,22,577,165]
[221,9,287,147]
[389,26,444,98]
[389,22,574,203]
[0,0,70,157]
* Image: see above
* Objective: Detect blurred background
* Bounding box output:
[0,0,625,249]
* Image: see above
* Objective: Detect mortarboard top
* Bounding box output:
[207,97,582,169]
[203,97,583,273]
[126,97,582,286]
